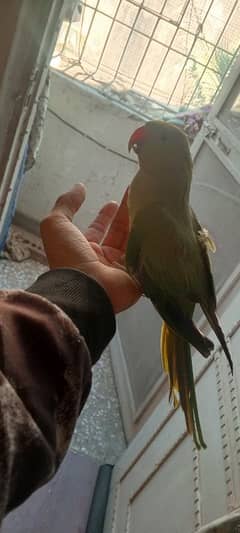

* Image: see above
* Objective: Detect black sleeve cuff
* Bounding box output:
[26,268,116,365]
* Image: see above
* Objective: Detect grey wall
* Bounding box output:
[17,70,140,231]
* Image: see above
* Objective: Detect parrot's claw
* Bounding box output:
[113,260,143,292]
[201,336,215,358]
[131,274,143,292]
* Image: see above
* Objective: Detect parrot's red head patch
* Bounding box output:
[128,125,146,153]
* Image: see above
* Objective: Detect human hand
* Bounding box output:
[40,184,142,313]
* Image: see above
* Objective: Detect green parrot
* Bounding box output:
[126,120,233,449]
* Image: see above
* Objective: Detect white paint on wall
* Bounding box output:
[17,70,141,231]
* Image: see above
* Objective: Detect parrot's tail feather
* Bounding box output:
[202,305,233,374]
[161,322,207,450]
[161,323,179,407]
[185,345,207,450]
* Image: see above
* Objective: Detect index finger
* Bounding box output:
[84,202,118,243]
[102,187,130,251]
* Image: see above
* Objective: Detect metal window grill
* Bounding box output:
[51,0,240,119]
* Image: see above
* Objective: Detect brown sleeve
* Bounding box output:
[0,269,116,522]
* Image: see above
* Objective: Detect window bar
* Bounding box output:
[53,0,240,116]
[167,0,216,105]
[77,2,145,84]
[77,0,101,60]
[129,0,170,91]
[63,0,233,84]
[52,20,72,59]
[148,0,192,98]
[77,0,123,81]
[209,45,240,105]
[103,1,144,86]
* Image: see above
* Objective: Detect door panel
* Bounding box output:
[129,438,194,533]
[105,280,240,532]
[117,298,163,411]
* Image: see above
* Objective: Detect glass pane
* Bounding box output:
[144,0,165,11]
[119,32,148,78]
[134,41,167,95]
[117,1,138,26]
[81,12,112,66]
[163,0,186,23]
[170,59,204,107]
[102,22,130,70]
[154,20,176,46]
[189,67,220,108]
[172,29,195,56]
[203,0,237,45]
[98,0,120,17]
[151,50,186,103]
[181,0,212,33]
[190,39,214,65]
[135,10,157,36]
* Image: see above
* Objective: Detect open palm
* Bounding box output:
[40,185,142,313]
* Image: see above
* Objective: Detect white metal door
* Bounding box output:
[105,54,240,532]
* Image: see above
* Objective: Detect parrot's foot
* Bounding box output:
[201,336,214,358]
[112,261,127,272]
[131,275,143,291]
[112,254,126,271]
[112,260,143,292]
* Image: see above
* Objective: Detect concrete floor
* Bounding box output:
[0,258,126,464]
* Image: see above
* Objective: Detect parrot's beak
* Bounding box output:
[128,125,146,152]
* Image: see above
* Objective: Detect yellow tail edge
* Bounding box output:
[161,321,207,450]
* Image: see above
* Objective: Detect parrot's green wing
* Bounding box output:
[125,220,141,276]
[191,209,233,373]
[126,205,214,358]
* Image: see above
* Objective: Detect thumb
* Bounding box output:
[40,183,97,270]
[50,183,86,221]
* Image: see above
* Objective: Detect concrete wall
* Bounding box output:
[17,69,140,232]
